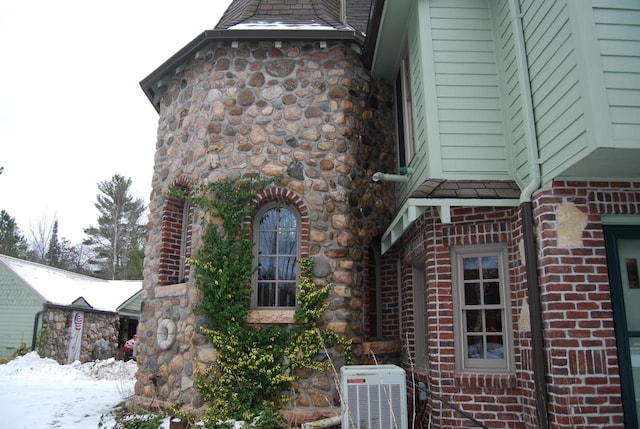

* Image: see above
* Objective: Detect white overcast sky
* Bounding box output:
[0,0,232,244]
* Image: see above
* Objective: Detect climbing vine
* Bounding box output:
[179,177,351,426]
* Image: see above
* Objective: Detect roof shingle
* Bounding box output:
[216,0,372,33]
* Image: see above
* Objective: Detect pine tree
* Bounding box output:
[83,174,147,280]
[0,210,28,258]
[45,220,62,267]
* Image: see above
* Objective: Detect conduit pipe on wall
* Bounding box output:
[300,415,341,429]
[509,1,548,428]
[372,172,410,182]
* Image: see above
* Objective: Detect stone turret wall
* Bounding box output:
[134,39,396,419]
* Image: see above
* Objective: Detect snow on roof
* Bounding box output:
[0,255,142,312]
[228,21,339,30]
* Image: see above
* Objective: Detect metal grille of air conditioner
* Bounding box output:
[341,365,408,429]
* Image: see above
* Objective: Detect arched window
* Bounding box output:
[253,203,300,308]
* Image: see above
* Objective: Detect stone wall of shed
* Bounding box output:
[134,39,397,419]
[39,305,120,364]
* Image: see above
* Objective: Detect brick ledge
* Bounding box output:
[362,340,402,355]
[454,372,516,389]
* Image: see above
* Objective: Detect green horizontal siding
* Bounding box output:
[594,0,640,147]
[399,1,435,202]
[520,0,590,182]
[493,0,529,188]
[409,8,428,159]
[431,0,509,179]
[0,270,42,358]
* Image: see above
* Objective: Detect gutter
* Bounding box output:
[509,1,548,428]
[140,28,364,112]
[361,0,385,70]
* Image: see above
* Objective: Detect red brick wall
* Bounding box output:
[158,178,192,286]
[534,181,636,428]
[390,208,524,427]
[362,229,401,343]
[383,181,640,428]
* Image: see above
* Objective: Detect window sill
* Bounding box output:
[454,372,516,389]
[247,309,296,324]
[362,340,402,356]
[155,282,187,297]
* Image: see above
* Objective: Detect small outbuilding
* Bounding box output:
[0,254,142,363]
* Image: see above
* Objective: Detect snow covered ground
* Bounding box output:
[0,352,151,429]
[0,352,250,429]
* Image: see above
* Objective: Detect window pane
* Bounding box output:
[259,230,277,255]
[467,336,484,359]
[279,256,297,280]
[487,334,504,359]
[482,256,499,279]
[278,231,297,254]
[484,282,501,305]
[260,209,278,229]
[466,310,482,332]
[258,256,276,280]
[257,282,275,307]
[278,282,296,307]
[279,208,296,229]
[463,257,480,280]
[485,309,502,332]
[465,283,481,305]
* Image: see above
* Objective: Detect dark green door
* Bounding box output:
[605,225,640,429]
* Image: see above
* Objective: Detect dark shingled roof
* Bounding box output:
[346,0,372,35]
[216,0,372,34]
[140,0,374,112]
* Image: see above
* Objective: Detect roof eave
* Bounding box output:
[140,28,365,112]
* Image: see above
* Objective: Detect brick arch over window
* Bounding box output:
[254,186,310,255]
[158,175,192,286]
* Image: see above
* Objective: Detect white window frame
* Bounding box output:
[395,43,415,168]
[452,244,513,372]
[252,202,300,309]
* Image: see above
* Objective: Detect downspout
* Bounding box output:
[32,310,43,351]
[509,1,548,428]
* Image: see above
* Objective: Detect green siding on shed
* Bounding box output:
[0,269,42,358]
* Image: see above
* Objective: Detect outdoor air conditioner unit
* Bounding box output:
[341,364,408,429]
